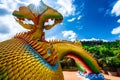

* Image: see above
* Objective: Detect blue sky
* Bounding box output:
[0,0,120,42]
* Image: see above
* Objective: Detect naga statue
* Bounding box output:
[0,0,104,80]
[13,0,63,42]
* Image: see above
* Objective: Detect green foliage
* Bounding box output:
[81,40,120,71]
[60,57,78,71]
[60,40,120,71]
[81,40,120,58]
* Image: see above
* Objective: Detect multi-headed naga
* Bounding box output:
[0,0,103,80]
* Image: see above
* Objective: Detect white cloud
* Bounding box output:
[111,26,120,34]
[111,1,120,39]
[102,39,109,42]
[44,0,76,17]
[0,0,27,12]
[62,30,77,41]
[0,0,29,41]
[44,19,55,26]
[0,0,76,42]
[81,38,108,42]
[111,0,120,16]
[46,36,56,41]
[56,0,76,16]
[77,15,82,20]
[67,18,76,22]
[117,19,120,23]
[81,38,99,41]
[0,15,26,41]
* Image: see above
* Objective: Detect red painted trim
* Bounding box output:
[67,54,93,73]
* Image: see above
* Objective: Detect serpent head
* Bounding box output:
[40,6,63,30]
[13,0,63,41]
[12,1,63,30]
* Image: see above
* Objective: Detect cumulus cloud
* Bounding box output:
[44,0,76,16]
[0,1,25,41]
[56,0,76,16]
[62,30,77,41]
[111,26,120,34]
[81,38,108,42]
[0,15,26,41]
[67,18,76,22]
[0,0,25,12]
[117,19,120,23]
[111,1,120,38]
[111,0,120,16]
[0,0,76,42]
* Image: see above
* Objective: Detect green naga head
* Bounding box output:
[12,0,63,41]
